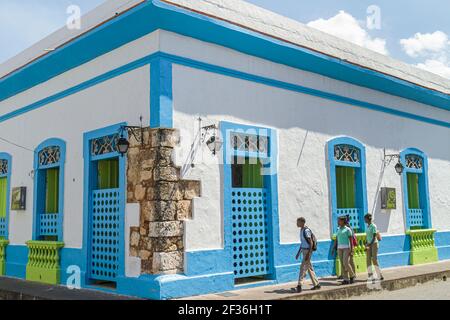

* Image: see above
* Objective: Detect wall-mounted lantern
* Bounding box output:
[117,117,144,157]
[383,148,404,175]
[201,122,222,156]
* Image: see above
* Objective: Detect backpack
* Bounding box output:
[350,230,358,247]
[303,227,318,251]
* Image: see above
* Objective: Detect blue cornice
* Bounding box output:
[0,0,449,111]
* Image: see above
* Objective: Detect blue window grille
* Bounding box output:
[328,137,368,234]
[33,139,66,241]
[400,149,431,230]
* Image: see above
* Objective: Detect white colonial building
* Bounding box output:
[0,0,449,299]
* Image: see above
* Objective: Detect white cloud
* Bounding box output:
[307,10,388,55]
[400,31,449,58]
[400,31,450,79]
[417,58,450,79]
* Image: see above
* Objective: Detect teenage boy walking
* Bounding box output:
[295,217,321,293]
[365,214,384,281]
[332,216,355,285]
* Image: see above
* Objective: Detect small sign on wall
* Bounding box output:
[11,187,26,211]
[381,187,396,210]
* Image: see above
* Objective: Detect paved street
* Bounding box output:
[181,261,450,300]
[348,279,450,300]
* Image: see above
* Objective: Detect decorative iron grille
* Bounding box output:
[334,145,360,163]
[38,147,61,167]
[231,132,269,154]
[91,134,119,157]
[231,188,271,279]
[406,154,423,169]
[0,160,7,175]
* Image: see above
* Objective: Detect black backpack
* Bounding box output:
[303,227,318,251]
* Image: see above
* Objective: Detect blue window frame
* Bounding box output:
[0,153,12,239]
[32,138,66,241]
[327,137,368,234]
[400,148,431,230]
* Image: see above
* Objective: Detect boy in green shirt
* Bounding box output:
[365,214,384,281]
[332,216,355,285]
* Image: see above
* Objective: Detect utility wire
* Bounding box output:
[0,136,35,153]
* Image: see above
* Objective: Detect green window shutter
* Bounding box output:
[0,177,7,218]
[336,166,356,208]
[45,168,59,214]
[242,160,264,188]
[98,158,119,190]
[232,157,264,189]
[407,173,420,209]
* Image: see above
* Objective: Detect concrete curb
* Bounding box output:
[280,269,450,300]
[0,277,138,300]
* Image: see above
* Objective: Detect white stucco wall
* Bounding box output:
[167,32,450,251]
[0,31,159,248]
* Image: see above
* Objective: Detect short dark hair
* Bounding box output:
[338,216,347,221]
[298,217,306,223]
[364,214,373,221]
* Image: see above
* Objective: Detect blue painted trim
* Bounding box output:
[0,53,158,124]
[2,51,450,133]
[152,0,449,110]
[327,137,368,233]
[3,230,450,299]
[82,123,127,285]
[220,121,279,280]
[150,57,173,128]
[0,152,12,239]
[0,1,155,102]
[400,148,432,229]
[32,138,66,241]
[1,1,448,112]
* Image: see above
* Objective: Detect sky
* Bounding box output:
[0,0,449,78]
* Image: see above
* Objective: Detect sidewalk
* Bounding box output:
[180,260,450,300]
[0,277,137,300]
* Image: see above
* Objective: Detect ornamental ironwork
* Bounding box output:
[231,132,269,154]
[39,147,61,167]
[0,159,8,175]
[406,154,423,169]
[334,144,360,163]
[91,134,119,156]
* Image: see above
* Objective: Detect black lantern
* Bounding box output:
[117,136,130,156]
[384,149,404,175]
[116,117,145,156]
[395,161,404,175]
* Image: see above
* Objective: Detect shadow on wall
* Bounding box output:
[174,72,450,162]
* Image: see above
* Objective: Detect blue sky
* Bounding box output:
[1,0,449,78]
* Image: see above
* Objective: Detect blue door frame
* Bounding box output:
[221,121,279,282]
[82,123,127,285]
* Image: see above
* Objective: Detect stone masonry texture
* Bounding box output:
[127,128,200,274]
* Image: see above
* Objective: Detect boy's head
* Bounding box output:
[364,213,373,224]
[297,217,306,228]
[338,216,346,227]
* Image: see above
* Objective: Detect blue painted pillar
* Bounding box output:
[150,57,173,128]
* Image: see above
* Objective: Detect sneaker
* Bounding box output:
[342,280,351,285]
[295,285,302,293]
[350,277,355,284]
[311,284,321,290]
